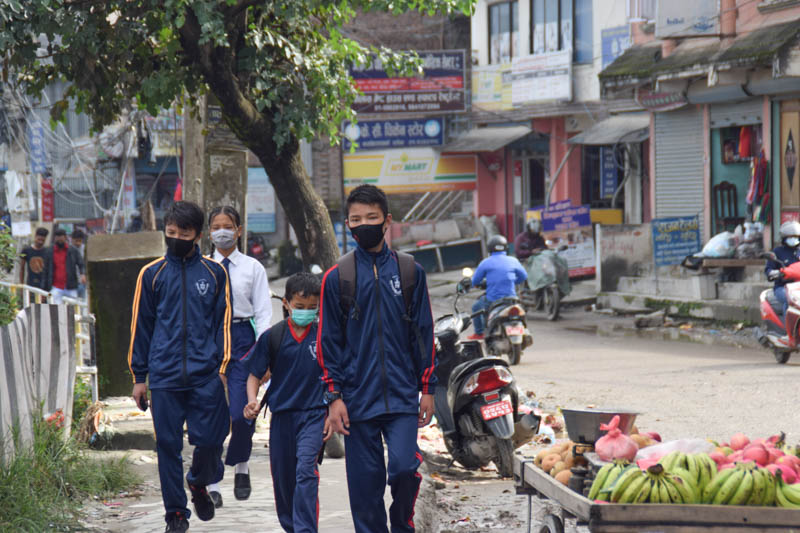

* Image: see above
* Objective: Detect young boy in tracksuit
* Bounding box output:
[128,201,232,533]
[317,184,437,533]
[243,272,325,533]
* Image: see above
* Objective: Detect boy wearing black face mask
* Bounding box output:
[128,201,232,533]
[317,184,436,533]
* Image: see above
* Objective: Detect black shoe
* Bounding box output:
[234,472,251,500]
[187,482,215,521]
[165,512,189,533]
[209,489,223,508]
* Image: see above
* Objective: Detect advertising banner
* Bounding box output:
[511,49,572,105]
[343,147,476,194]
[40,176,54,222]
[651,216,701,266]
[28,123,48,174]
[600,147,618,198]
[601,25,631,69]
[656,0,718,38]
[472,63,513,112]
[351,50,466,114]
[527,202,596,277]
[343,118,443,151]
[247,167,277,233]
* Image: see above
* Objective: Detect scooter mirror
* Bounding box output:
[462,267,474,277]
[761,251,778,262]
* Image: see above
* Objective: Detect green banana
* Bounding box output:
[775,479,800,509]
[666,474,694,504]
[727,470,754,506]
[635,478,654,504]
[610,467,644,503]
[648,478,661,504]
[713,469,746,505]
[702,468,735,503]
[603,462,627,490]
[588,463,614,500]
[658,477,672,503]
[617,473,647,504]
[660,451,680,471]
[697,454,715,489]
[762,468,777,506]
[780,478,800,506]
[745,468,765,506]
[662,474,684,503]
[685,454,700,485]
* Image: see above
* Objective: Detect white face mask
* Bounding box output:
[211,228,237,250]
[787,237,800,248]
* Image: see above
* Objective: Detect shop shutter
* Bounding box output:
[654,107,705,233]
[709,99,763,128]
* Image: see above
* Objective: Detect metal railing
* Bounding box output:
[0,282,98,403]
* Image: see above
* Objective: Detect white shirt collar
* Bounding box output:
[213,248,243,266]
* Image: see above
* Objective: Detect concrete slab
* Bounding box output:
[597,292,760,323]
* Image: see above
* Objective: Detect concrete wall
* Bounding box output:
[595,223,653,292]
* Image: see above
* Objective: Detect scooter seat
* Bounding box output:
[488,297,521,311]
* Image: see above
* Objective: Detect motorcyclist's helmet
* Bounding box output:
[780,221,800,248]
[526,219,542,235]
[488,235,508,253]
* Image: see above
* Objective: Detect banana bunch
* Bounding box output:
[702,462,776,506]
[631,464,698,504]
[587,460,630,501]
[775,475,800,508]
[659,451,717,492]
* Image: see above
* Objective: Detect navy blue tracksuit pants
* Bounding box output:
[270,408,325,533]
[345,414,423,533]
[222,321,257,468]
[150,376,229,518]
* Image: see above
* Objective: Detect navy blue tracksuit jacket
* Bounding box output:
[248,320,325,533]
[317,243,435,533]
[128,247,231,520]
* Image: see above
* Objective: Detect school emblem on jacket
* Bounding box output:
[309,340,317,360]
[196,279,210,296]
[389,275,402,296]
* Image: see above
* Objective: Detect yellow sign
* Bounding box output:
[344,148,476,194]
[472,63,512,112]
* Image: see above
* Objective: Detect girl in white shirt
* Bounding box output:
[206,206,272,507]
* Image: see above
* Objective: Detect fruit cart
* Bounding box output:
[514,456,800,532]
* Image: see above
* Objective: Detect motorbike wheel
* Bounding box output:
[494,438,515,478]
[539,515,565,533]
[773,348,791,364]
[325,433,346,459]
[510,344,521,365]
[544,286,560,321]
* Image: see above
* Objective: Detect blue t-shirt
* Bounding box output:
[246,320,325,413]
[472,251,528,302]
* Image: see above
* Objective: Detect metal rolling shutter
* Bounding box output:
[654,107,705,231]
[709,99,763,128]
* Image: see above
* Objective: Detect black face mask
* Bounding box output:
[56,241,66,249]
[165,236,195,258]
[350,222,386,250]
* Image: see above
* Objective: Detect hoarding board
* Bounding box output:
[472,63,513,112]
[343,118,443,151]
[247,167,277,233]
[601,25,631,69]
[511,49,572,105]
[651,216,701,266]
[656,0,718,38]
[527,203,596,277]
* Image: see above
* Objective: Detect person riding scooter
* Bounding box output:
[514,219,547,262]
[466,235,527,340]
[765,221,800,329]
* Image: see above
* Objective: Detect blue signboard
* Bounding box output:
[246,168,276,233]
[600,147,618,198]
[343,118,443,151]
[601,26,631,69]
[651,216,701,266]
[28,122,48,174]
[540,204,591,232]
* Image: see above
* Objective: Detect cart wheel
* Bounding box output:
[538,514,564,533]
[774,348,791,364]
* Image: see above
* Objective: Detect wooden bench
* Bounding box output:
[700,258,764,268]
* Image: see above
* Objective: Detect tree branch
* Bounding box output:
[224,0,260,20]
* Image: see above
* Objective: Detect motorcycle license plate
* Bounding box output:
[480,400,513,421]
[505,325,524,336]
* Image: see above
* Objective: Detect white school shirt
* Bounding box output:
[212,248,272,336]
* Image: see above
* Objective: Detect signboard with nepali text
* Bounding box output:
[651,216,701,266]
[343,118,443,151]
[350,50,466,114]
[472,63,513,112]
[527,202,595,277]
[343,147,476,194]
[511,49,572,105]
[247,167,277,233]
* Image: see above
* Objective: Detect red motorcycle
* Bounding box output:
[758,255,800,363]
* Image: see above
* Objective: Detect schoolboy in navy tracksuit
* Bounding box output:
[318,185,437,533]
[128,201,232,533]
[243,272,325,533]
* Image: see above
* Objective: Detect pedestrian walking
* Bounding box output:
[206,206,272,506]
[71,229,87,299]
[128,201,232,533]
[19,227,49,290]
[45,227,85,303]
[243,272,325,533]
[317,184,437,533]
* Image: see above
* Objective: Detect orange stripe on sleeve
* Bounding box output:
[218,264,233,374]
[127,258,164,384]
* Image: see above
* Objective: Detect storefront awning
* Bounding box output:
[441,125,531,153]
[567,113,650,145]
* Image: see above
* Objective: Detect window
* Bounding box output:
[530,0,592,63]
[627,0,655,21]
[489,1,519,64]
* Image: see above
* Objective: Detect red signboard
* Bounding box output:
[40,177,54,222]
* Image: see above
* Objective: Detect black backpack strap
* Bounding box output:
[395,251,428,374]
[337,251,359,323]
[259,319,287,415]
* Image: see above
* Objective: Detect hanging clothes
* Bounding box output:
[739,126,753,160]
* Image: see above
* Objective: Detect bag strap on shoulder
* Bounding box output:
[259,318,288,414]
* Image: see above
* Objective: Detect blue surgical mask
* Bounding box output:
[291,308,317,327]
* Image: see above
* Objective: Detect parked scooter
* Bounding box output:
[757,252,800,364]
[432,275,539,477]
[520,245,571,321]
[461,268,533,365]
